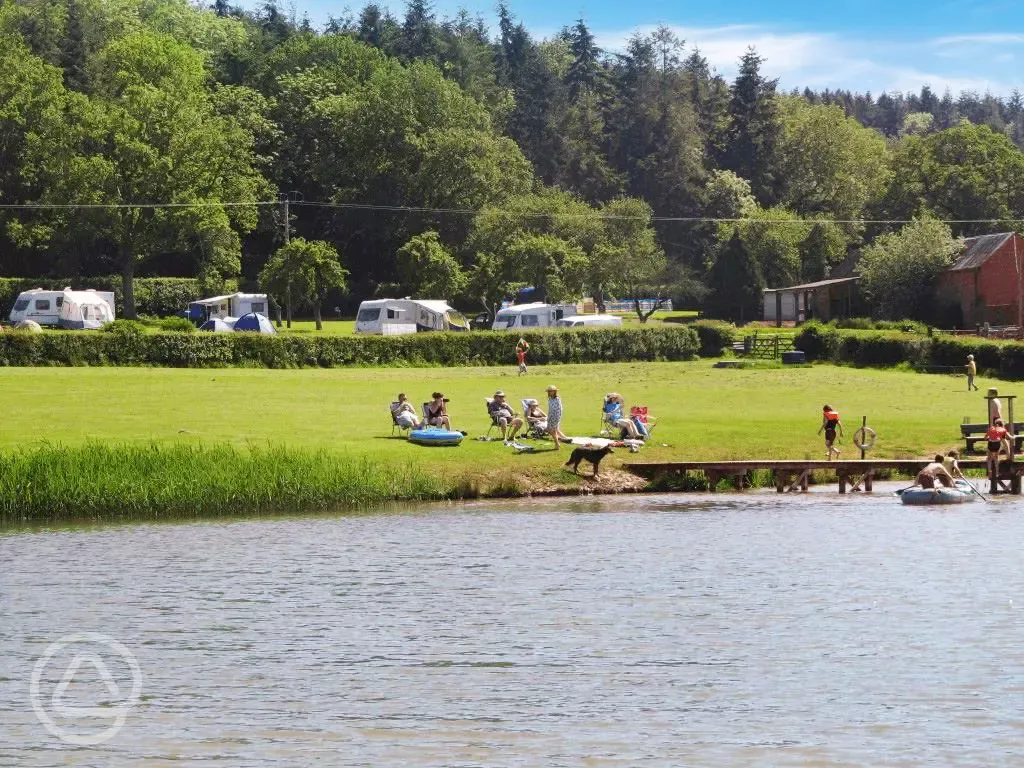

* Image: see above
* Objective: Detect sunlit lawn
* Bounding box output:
[0,361,996,482]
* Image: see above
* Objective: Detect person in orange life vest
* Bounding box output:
[817,404,844,460]
[985,419,1014,476]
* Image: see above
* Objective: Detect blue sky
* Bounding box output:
[262,0,1024,95]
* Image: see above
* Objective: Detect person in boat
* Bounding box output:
[916,454,955,489]
[817,405,844,460]
[391,393,423,430]
[986,419,1014,475]
[488,390,523,444]
[943,450,966,481]
[425,392,451,429]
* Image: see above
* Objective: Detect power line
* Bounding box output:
[0,199,1020,226]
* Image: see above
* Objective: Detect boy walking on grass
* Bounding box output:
[516,337,530,375]
[818,404,843,460]
[966,354,979,391]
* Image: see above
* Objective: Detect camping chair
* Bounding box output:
[390,402,414,436]
[521,399,548,439]
[629,406,657,440]
[599,400,624,436]
[485,398,500,439]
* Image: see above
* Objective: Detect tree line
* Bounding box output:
[1,0,1023,323]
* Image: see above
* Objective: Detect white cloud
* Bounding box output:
[590,23,1024,96]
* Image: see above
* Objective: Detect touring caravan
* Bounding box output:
[9,288,115,327]
[187,293,268,323]
[354,299,469,335]
[57,289,116,329]
[491,303,578,330]
[555,314,623,328]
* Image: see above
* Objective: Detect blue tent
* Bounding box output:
[233,312,276,334]
[199,318,234,333]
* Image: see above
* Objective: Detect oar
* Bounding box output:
[960,476,989,502]
[893,484,918,496]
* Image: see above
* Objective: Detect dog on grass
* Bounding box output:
[564,445,614,477]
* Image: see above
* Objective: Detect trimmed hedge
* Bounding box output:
[793,323,1024,378]
[0,277,238,318]
[0,326,700,368]
[691,320,736,357]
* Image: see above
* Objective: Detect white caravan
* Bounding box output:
[555,314,623,328]
[191,292,268,321]
[58,289,115,329]
[491,302,578,330]
[354,299,469,335]
[9,288,115,327]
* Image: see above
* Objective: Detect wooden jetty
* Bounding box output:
[624,459,1024,494]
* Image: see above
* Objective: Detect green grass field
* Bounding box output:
[0,361,996,476]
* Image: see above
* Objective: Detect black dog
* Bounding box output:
[564,445,614,477]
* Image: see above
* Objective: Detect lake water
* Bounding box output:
[3,490,1024,766]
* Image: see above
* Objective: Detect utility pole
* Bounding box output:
[1016,233,1021,337]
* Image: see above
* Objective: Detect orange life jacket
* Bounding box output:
[824,410,840,423]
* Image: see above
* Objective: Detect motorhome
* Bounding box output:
[9,288,115,327]
[555,314,623,328]
[354,299,469,335]
[187,293,268,323]
[491,303,578,330]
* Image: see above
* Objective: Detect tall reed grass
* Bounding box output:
[0,444,452,525]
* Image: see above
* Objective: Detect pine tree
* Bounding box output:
[705,229,764,323]
[60,0,90,93]
[722,48,781,205]
[799,223,829,282]
[401,0,436,62]
[565,18,599,104]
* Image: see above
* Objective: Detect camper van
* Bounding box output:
[9,288,115,327]
[555,314,623,328]
[491,303,578,330]
[354,299,469,335]
[187,293,268,323]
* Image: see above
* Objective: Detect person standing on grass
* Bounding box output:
[545,384,567,448]
[965,355,979,391]
[516,337,530,375]
[818,404,843,460]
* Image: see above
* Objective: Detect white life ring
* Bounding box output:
[853,426,877,451]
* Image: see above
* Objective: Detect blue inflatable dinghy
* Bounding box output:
[900,479,978,505]
[408,427,464,447]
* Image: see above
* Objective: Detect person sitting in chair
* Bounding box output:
[391,393,422,430]
[524,399,548,434]
[488,390,523,443]
[425,392,451,429]
[602,393,640,439]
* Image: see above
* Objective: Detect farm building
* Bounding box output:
[762,277,862,325]
[936,232,1024,328]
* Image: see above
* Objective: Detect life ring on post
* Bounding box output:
[853,426,877,451]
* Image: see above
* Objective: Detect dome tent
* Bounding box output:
[199,318,235,333]
[233,312,276,334]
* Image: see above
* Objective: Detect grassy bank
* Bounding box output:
[0,360,998,523]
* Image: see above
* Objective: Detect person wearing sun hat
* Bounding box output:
[965,354,978,391]
[545,384,567,448]
[488,389,523,443]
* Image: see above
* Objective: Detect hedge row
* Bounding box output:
[794,322,1024,378]
[0,326,700,368]
[0,277,238,318]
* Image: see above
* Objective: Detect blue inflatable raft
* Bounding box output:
[900,480,978,505]
[408,427,464,447]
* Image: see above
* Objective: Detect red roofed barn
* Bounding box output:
[936,232,1024,328]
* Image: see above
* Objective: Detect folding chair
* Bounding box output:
[599,400,623,436]
[390,402,412,436]
[484,398,500,439]
[629,406,657,440]
[522,399,548,439]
